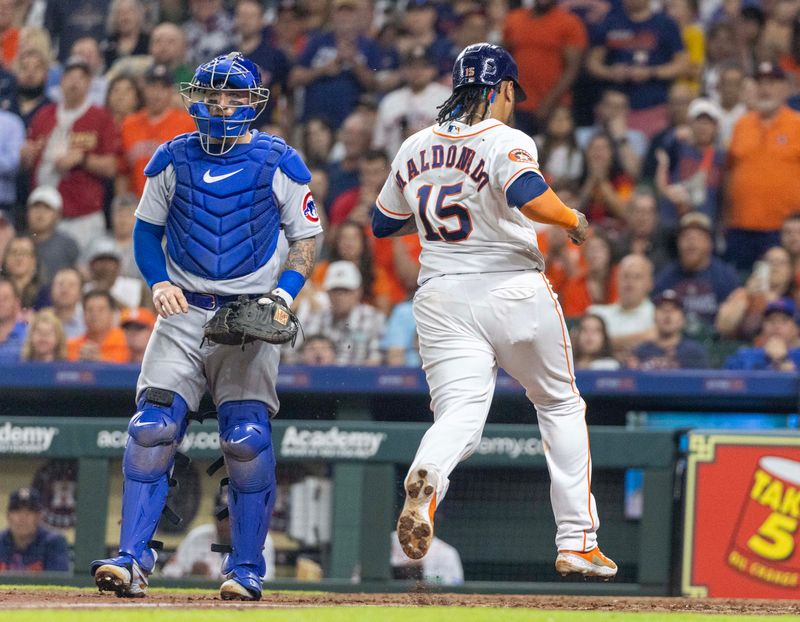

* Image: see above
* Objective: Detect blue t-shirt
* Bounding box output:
[633,338,710,369]
[725,346,800,371]
[297,33,383,127]
[590,10,684,109]
[0,526,70,572]
[380,301,421,367]
[653,259,740,334]
[0,320,27,363]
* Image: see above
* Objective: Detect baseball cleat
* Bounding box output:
[220,566,262,601]
[397,466,438,561]
[555,546,618,579]
[92,558,150,598]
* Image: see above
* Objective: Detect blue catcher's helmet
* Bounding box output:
[452,43,527,102]
[181,52,270,154]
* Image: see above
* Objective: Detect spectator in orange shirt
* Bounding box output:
[560,230,619,319]
[725,61,800,272]
[66,289,130,363]
[117,63,195,197]
[503,0,588,136]
[120,307,155,365]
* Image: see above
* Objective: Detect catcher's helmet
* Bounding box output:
[452,43,527,102]
[181,52,270,154]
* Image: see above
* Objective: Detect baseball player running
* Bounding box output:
[372,43,617,579]
[91,53,322,600]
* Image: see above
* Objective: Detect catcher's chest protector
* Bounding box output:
[165,133,284,279]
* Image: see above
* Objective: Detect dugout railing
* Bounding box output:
[0,416,679,595]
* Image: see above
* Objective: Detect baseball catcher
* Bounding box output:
[91,52,321,601]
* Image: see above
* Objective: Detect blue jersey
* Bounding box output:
[0,526,70,572]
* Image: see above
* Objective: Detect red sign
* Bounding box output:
[682,433,800,598]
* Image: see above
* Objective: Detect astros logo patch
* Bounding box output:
[508,149,534,163]
[302,192,319,223]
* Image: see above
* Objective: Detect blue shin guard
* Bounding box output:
[218,400,276,596]
[115,389,189,568]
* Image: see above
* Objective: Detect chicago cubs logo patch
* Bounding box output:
[508,148,534,163]
[302,192,319,223]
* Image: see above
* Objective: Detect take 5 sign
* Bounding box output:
[682,432,800,598]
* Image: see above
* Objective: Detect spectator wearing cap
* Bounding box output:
[725,297,800,371]
[627,289,710,369]
[302,260,385,366]
[290,0,382,128]
[372,46,450,159]
[183,0,235,68]
[83,236,147,310]
[162,487,275,579]
[47,267,85,340]
[21,55,118,253]
[25,186,79,283]
[0,105,23,217]
[117,62,194,198]
[120,306,155,364]
[223,0,291,127]
[588,254,656,356]
[724,61,800,272]
[66,289,130,363]
[101,0,151,69]
[654,97,725,228]
[503,0,588,136]
[585,0,690,138]
[0,276,26,363]
[654,212,740,338]
[20,308,67,362]
[716,246,795,342]
[0,487,69,573]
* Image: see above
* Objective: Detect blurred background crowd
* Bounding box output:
[2,0,800,372]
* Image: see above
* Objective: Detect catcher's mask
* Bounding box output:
[181,52,270,155]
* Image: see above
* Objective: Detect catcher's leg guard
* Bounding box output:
[218,400,276,599]
[100,389,189,571]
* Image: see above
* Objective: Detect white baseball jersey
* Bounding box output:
[376,118,546,284]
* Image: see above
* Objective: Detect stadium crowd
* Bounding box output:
[1,0,800,371]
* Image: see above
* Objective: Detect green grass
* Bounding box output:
[2,611,800,622]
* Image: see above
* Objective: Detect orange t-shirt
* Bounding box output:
[371,234,422,306]
[67,328,131,364]
[0,28,18,68]
[503,7,588,113]
[120,108,196,196]
[559,266,619,319]
[727,106,800,231]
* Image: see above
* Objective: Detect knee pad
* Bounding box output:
[124,388,189,482]
[219,400,275,493]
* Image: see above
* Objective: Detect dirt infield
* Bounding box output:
[0,588,799,614]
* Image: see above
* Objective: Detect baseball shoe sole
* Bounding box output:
[94,563,149,598]
[555,547,618,579]
[397,466,438,560]
[220,578,261,601]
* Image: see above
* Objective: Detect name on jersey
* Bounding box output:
[395,145,489,192]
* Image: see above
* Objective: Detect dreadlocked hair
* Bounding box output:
[436,85,491,126]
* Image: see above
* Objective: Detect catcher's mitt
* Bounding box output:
[203,294,300,347]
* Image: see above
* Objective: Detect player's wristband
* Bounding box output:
[276,270,305,301]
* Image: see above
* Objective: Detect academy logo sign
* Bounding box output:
[280,426,386,459]
[0,422,59,454]
[476,435,544,459]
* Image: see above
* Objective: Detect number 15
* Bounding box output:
[416,183,473,243]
